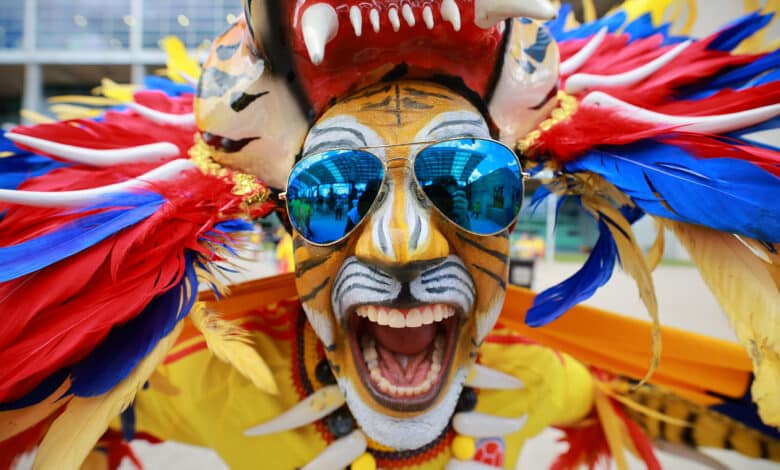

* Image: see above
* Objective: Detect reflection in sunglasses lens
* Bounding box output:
[414,139,523,234]
[287,150,385,244]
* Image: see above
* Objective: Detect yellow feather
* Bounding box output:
[667,220,780,427]
[594,388,629,470]
[19,110,55,124]
[160,36,201,84]
[581,192,661,385]
[191,303,279,395]
[646,218,665,272]
[33,323,182,470]
[93,78,137,103]
[48,95,121,106]
[582,0,597,22]
[0,379,71,442]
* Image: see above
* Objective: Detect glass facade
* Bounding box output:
[0,3,23,49]
[143,0,239,49]
[37,0,132,50]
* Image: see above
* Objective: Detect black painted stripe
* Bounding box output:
[401,97,433,110]
[230,90,269,112]
[680,412,697,447]
[334,272,391,300]
[402,87,454,100]
[340,284,391,298]
[421,274,476,296]
[295,256,330,278]
[456,232,508,264]
[360,96,393,110]
[426,119,485,136]
[310,126,368,146]
[305,139,362,155]
[299,277,330,303]
[421,260,472,280]
[341,84,393,103]
[425,286,474,303]
[473,264,507,289]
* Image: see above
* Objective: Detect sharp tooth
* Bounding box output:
[473,0,558,29]
[357,307,366,318]
[440,0,461,31]
[388,7,401,32]
[377,308,390,326]
[349,6,363,37]
[444,306,455,319]
[389,310,405,328]
[406,308,422,327]
[402,4,416,27]
[369,8,380,32]
[433,305,444,322]
[301,3,339,65]
[367,305,377,322]
[422,6,434,29]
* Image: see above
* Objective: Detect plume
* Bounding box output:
[32,322,182,470]
[190,303,279,395]
[667,220,780,427]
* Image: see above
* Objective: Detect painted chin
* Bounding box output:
[346,303,461,413]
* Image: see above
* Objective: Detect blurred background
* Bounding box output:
[3,0,779,469]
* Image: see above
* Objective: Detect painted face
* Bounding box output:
[291,81,512,449]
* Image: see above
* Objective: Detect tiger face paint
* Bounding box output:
[292,81,511,449]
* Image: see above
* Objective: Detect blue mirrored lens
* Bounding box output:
[287,150,384,244]
[414,138,523,234]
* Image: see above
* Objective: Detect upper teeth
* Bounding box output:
[300,1,559,66]
[356,304,455,328]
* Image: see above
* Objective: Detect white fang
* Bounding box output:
[301,3,339,65]
[0,159,195,208]
[560,26,608,76]
[402,4,416,27]
[126,102,196,128]
[441,0,462,31]
[474,0,558,29]
[582,91,780,134]
[566,40,692,93]
[466,364,525,390]
[369,8,381,32]
[244,385,345,436]
[301,430,367,470]
[6,132,179,166]
[388,7,401,32]
[423,6,435,29]
[452,412,528,437]
[349,6,362,36]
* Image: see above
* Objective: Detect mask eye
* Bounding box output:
[286,150,385,245]
[413,138,524,235]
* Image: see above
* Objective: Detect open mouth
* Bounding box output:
[348,304,459,411]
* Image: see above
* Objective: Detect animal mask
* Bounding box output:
[196,1,559,189]
[291,80,516,449]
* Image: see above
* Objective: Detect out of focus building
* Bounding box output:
[0,0,240,125]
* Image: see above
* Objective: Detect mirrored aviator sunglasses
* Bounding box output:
[283,138,525,246]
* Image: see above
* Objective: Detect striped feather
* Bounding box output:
[190,303,278,395]
[32,322,182,470]
[666,220,780,428]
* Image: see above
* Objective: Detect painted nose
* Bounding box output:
[354,169,449,272]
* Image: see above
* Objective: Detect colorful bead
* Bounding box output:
[315,358,337,385]
[351,452,377,470]
[456,387,477,412]
[451,435,476,461]
[326,406,355,438]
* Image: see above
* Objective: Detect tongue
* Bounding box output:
[370,323,437,355]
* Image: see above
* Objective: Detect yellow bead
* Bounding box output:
[351,452,376,470]
[452,435,476,461]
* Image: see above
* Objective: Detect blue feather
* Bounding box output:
[683,50,780,99]
[120,404,137,441]
[69,255,198,397]
[527,216,617,327]
[711,389,780,441]
[144,76,195,96]
[0,192,164,282]
[0,133,67,190]
[548,7,627,41]
[565,142,780,242]
[707,12,773,52]
[0,369,69,410]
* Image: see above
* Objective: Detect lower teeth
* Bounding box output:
[361,334,444,396]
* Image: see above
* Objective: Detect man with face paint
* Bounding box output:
[2,1,780,469]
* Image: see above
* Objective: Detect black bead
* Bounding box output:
[326,406,355,438]
[315,359,336,385]
[456,387,478,412]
